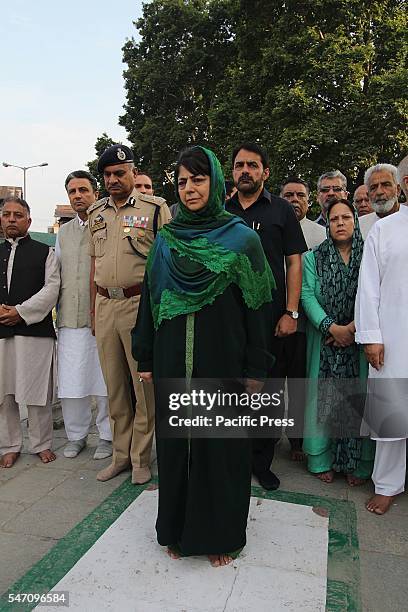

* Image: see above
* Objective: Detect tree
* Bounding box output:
[119,0,238,201]
[210,0,407,195]
[91,0,407,206]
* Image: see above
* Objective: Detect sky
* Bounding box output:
[0,0,145,230]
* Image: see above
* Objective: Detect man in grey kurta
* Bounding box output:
[0,197,60,468]
[56,170,111,460]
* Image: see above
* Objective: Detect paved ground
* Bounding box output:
[0,415,407,611]
[36,492,329,611]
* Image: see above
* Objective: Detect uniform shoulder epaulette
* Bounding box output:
[88,197,109,216]
[137,193,167,207]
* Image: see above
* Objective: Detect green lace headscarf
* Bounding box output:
[146,146,275,329]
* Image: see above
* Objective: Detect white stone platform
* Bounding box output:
[37,490,328,612]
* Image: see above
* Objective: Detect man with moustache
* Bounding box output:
[315,170,349,226]
[0,197,60,468]
[226,143,307,488]
[56,171,111,460]
[135,172,154,196]
[89,144,171,483]
[359,164,400,239]
[355,159,408,515]
[280,177,325,250]
[278,177,326,460]
[353,184,373,217]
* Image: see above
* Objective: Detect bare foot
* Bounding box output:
[0,452,20,468]
[208,554,233,567]
[366,494,395,515]
[37,449,56,464]
[291,449,306,461]
[346,474,367,487]
[166,547,180,560]
[315,470,334,483]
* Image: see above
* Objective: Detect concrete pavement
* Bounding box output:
[1,415,407,611]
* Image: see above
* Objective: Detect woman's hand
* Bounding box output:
[138,372,153,383]
[327,323,355,347]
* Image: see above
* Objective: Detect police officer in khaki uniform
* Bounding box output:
[89,144,171,483]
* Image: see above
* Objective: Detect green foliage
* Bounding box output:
[91,0,408,206]
[119,0,238,202]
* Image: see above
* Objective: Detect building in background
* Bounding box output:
[49,204,76,233]
[0,185,23,206]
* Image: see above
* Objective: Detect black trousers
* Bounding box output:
[252,332,306,475]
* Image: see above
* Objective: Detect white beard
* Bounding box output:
[372,198,396,214]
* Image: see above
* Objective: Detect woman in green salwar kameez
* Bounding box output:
[301,199,374,485]
[131,146,275,566]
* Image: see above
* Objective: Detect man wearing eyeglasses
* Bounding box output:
[315,171,348,226]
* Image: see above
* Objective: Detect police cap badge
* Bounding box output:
[97,144,134,173]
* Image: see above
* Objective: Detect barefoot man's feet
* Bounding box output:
[366,494,395,515]
[315,470,334,483]
[37,449,56,464]
[0,452,20,468]
[346,474,367,487]
[291,449,306,462]
[208,554,233,567]
[166,547,181,560]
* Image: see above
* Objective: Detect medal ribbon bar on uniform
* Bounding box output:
[123,215,149,229]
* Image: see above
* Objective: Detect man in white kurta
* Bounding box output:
[0,198,60,468]
[56,171,111,460]
[355,199,408,514]
[359,163,400,240]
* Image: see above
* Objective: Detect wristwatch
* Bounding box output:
[285,309,299,320]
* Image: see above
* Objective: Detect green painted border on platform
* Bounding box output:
[0,479,360,612]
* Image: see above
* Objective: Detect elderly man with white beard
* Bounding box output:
[359,164,400,240]
[355,155,408,515]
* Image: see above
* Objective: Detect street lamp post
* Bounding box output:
[2,161,48,200]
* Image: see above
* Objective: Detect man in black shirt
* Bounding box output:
[226,143,307,490]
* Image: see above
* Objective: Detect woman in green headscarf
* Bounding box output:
[301,199,375,485]
[132,146,275,566]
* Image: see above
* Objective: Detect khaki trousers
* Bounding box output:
[0,394,53,455]
[95,294,154,467]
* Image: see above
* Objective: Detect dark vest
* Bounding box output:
[0,236,56,339]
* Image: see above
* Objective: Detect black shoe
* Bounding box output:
[256,471,280,491]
